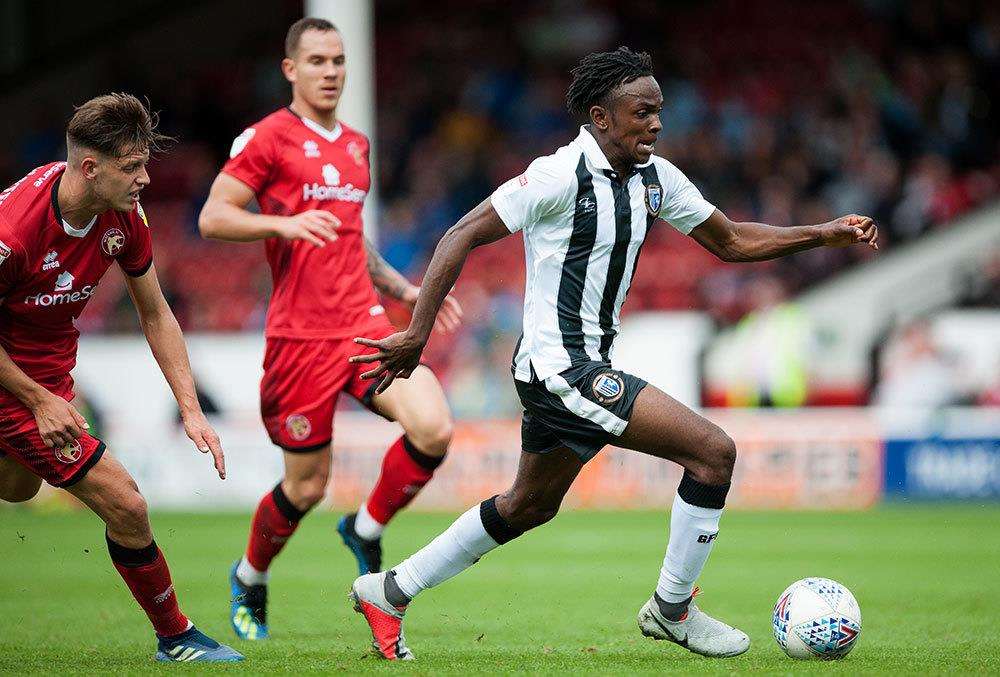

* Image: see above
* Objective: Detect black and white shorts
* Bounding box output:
[514,361,648,462]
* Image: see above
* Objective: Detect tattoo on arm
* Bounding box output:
[364,236,411,300]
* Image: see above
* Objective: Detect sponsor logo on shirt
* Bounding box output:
[25,283,97,307]
[42,251,60,271]
[302,163,366,203]
[55,271,74,292]
[229,128,255,158]
[102,228,126,257]
[303,140,321,158]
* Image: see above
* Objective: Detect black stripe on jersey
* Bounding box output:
[598,171,635,360]
[615,164,661,313]
[556,154,598,364]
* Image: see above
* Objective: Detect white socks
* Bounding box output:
[656,493,724,603]
[391,504,502,599]
[354,503,385,540]
[236,556,269,586]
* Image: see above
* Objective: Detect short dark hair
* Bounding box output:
[285,17,338,58]
[566,46,655,119]
[67,93,171,158]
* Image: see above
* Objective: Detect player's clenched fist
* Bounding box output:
[274,210,341,247]
[820,214,879,250]
[29,392,90,449]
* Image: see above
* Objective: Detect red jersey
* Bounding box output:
[0,162,152,390]
[221,107,385,340]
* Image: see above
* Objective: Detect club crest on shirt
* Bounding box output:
[102,228,126,257]
[285,414,312,442]
[54,440,83,464]
[0,240,10,266]
[346,141,366,167]
[645,183,662,216]
[591,371,625,405]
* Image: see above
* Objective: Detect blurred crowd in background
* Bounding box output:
[1,0,998,414]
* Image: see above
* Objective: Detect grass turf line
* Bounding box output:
[1,506,998,674]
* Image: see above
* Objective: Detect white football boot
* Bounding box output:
[350,572,415,660]
[637,589,750,658]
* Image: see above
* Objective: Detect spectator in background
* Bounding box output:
[874,319,962,408]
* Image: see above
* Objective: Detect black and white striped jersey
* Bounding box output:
[491,126,716,383]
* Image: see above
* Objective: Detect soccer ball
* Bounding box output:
[772,577,861,660]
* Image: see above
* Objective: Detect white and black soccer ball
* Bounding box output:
[772,577,861,660]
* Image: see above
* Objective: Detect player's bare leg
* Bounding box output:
[617,385,749,657]
[352,447,582,659]
[68,453,242,661]
[231,447,329,640]
[0,455,42,503]
[339,365,453,575]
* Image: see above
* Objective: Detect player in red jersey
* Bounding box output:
[198,18,462,641]
[0,94,242,662]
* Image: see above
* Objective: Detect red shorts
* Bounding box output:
[0,377,106,487]
[260,322,397,451]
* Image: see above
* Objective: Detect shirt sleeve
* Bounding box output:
[0,229,25,301]
[117,203,154,277]
[220,125,273,194]
[490,155,573,233]
[654,158,716,235]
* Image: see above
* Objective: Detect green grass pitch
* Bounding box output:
[1,505,999,674]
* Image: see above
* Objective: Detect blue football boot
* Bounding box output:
[229,560,269,640]
[155,625,244,662]
[337,513,383,575]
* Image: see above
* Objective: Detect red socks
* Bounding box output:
[106,535,189,638]
[365,436,445,525]
[245,483,307,572]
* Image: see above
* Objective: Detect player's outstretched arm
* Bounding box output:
[350,197,510,393]
[124,265,226,479]
[363,236,464,333]
[689,209,878,263]
[198,173,340,246]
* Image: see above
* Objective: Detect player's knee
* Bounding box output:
[406,414,453,458]
[1,480,41,503]
[502,496,560,531]
[106,490,151,536]
[284,473,328,510]
[699,431,737,485]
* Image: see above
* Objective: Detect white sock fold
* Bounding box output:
[236,555,269,586]
[656,493,724,603]
[354,503,385,540]
[391,504,500,599]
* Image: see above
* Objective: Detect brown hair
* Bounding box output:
[285,17,338,58]
[66,93,172,158]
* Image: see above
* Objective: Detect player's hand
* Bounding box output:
[181,411,226,480]
[275,210,341,247]
[30,392,89,449]
[348,331,426,395]
[400,285,464,333]
[820,214,879,250]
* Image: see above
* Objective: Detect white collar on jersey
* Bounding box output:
[62,215,98,238]
[575,125,654,172]
[299,115,343,143]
